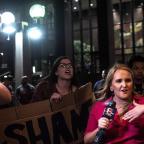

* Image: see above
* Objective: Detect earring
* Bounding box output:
[110,87,113,92]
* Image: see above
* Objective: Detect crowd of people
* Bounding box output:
[0,56,80,106]
[0,55,144,143]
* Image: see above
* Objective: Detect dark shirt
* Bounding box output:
[32,80,56,102]
[15,83,35,104]
[93,79,105,92]
[134,83,144,95]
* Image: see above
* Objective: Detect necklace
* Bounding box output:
[116,105,128,117]
[113,97,132,117]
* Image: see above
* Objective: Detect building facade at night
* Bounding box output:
[0,0,143,85]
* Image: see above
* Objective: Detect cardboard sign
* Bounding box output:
[0,82,94,144]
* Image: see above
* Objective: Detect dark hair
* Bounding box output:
[32,56,79,101]
[127,55,144,68]
[44,56,78,86]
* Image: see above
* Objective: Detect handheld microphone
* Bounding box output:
[93,100,116,144]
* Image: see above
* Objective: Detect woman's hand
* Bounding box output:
[84,117,110,144]
[50,92,62,103]
[122,100,144,122]
[98,117,110,129]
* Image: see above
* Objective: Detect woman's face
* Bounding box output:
[110,69,133,100]
[55,58,74,80]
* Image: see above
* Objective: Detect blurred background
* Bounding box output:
[0,0,143,88]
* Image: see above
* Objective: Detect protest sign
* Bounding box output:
[0,82,94,144]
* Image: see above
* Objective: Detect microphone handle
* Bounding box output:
[93,128,106,144]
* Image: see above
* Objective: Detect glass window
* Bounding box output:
[134,0,144,21]
[113,0,144,58]
[114,24,121,49]
[134,22,143,47]
[123,23,133,49]
[83,30,90,51]
[92,29,98,51]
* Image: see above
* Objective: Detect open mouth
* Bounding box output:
[121,89,128,93]
[65,70,71,75]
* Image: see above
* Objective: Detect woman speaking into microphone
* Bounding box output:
[84,63,144,144]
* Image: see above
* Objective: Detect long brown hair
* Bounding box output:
[95,63,134,101]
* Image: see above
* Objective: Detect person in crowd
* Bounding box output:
[127,55,144,95]
[2,75,19,107]
[15,75,35,104]
[32,56,79,103]
[93,69,107,92]
[0,82,12,107]
[84,63,144,143]
[2,75,14,95]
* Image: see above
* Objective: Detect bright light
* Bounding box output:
[90,3,94,7]
[29,4,45,18]
[73,6,77,10]
[4,75,7,78]
[32,66,36,73]
[1,12,15,24]
[2,25,16,34]
[1,12,16,34]
[27,27,42,39]
[0,53,4,56]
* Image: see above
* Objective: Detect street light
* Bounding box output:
[2,24,16,34]
[0,5,46,86]
[27,26,42,40]
[29,4,45,19]
[1,11,15,24]
[29,4,46,74]
[0,11,25,87]
[28,4,45,40]
[1,11,16,40]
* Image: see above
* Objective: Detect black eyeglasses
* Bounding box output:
[59,63,73,69]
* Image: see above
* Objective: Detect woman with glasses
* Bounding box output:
[32,56,78,103]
